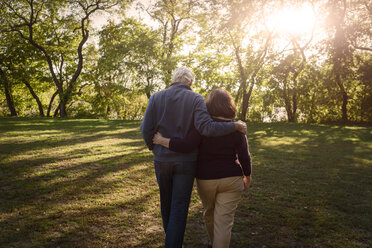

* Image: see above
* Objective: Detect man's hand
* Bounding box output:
[234,120,247,134]
[243,175,251,191]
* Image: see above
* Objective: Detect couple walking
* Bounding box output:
[141,67,252,248]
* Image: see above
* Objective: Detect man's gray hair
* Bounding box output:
[172,67,195,84]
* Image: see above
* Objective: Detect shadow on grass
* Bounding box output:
[1,152,163,247]
[0,129,141,161]
[1,119,371,247]
[185,122,372,248]
[0,118,165,247]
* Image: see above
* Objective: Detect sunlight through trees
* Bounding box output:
[1,0,371,122]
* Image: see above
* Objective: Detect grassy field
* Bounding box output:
[0,118,371,248]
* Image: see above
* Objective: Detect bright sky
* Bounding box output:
[267,3,316,36]
[263,2,323,59]
[92,1,318,37]
[91,0,154,29]
[90,1,324,60]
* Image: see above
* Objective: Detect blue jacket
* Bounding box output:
[141,82,235,162]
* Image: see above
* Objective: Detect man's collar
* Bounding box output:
[169,82,192,91]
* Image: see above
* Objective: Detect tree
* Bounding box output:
[196,0,274,120]
[144,0,200,87]
[0,28,57,117]
[269,36,313,122]
[99,19,162,99]
[2,0,125,117]
[327,0,351,122]
[356,57,372,122]
[77,18,160,118]
[323,0,372,122]
[0,67,17,116]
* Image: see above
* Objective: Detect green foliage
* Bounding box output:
[98,18,162,93]
[73,18,160,119]
[0,0,371,122]
[145,0,200,87]
[0,27,53,116]
[189,52,237,97]
[357,57,372,121]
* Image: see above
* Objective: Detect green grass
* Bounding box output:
[0,118,371,248]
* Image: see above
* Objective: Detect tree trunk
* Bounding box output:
[106,105,111,119]
[59,98,67,117]
[3,81,17,116]
[0,69,17,116]
[241,92,249,121]
[284,92,298,123]
[241,82,254,121]
[292,93,298,122]
[47,90,59,117]
[332,1,348,123]
[233,46,247,106]
[56,86,68,118]
[335,74,348,122]
[341,89,348,122]
[360,97,364,122]
[286,101,295,122]
[54,102,60,117]
[286,106,295,122]
[146,77,152,99]
[23,80,44,117]
[283,87,295,122]
[308,92,316,123]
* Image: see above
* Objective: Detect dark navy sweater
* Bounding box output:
[141,82,236,162]
[169,118,252,179]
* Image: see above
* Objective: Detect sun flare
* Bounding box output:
[267,4,316,36]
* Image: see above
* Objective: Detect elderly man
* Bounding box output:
[141,67,246,248]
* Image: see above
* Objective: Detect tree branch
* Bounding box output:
[352,45,372,52]
[4,0,29,24]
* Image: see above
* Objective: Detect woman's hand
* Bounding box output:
[234,120,247,134]
[243,175,251,191]
[153,132,170,148]
[153,132,164,144]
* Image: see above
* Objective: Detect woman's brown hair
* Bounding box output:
[206,88,236,119]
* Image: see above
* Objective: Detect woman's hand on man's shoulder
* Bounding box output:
[234,120,247,134]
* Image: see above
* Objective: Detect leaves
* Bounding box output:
[0,0,371,122]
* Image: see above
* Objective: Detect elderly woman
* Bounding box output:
[153,88,252,248]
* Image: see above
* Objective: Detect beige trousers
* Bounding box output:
[197,176,244,248]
